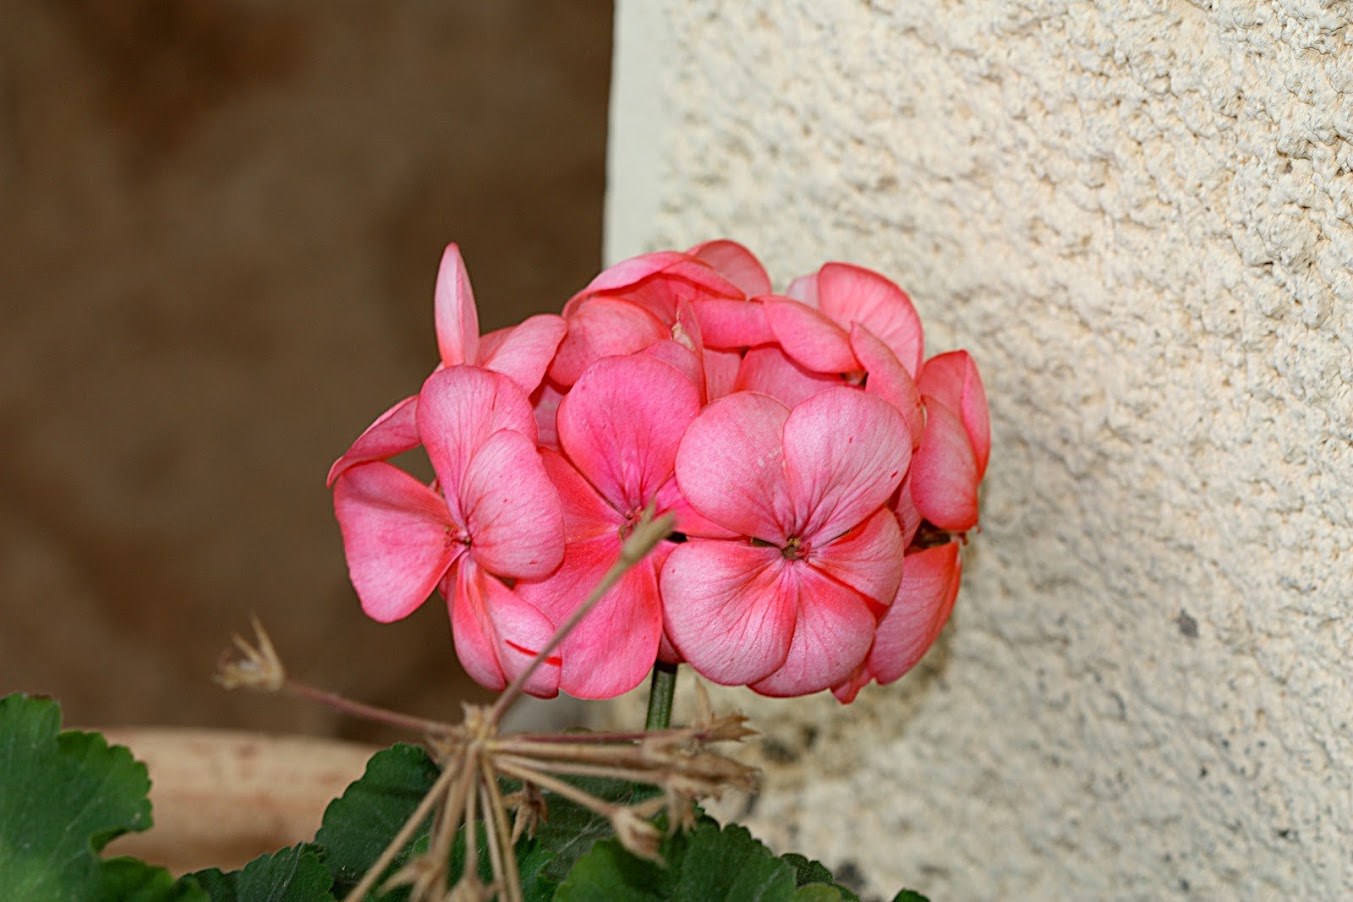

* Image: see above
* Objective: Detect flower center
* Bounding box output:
[782,536,810,561]
[444,525,471,550]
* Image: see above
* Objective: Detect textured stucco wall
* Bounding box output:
[606,2,1352,898]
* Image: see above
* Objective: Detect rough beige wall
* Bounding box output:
[607,2,1352,898]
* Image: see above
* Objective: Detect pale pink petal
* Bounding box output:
[782,388,909,541]
[909,398,980,532]
[918,350,990,478]
[449,560,560,697]
[686,239,772,296]
[557,355,700,514]
[434,244,480,368]
[817,262,923,377]
[785,273,819,307]
[481,314,568,396]
[641,339,704,396]
[850,324,924,449]
[733,346,841,408]
[333,462,459,623]
[703,347,741,402]
[749,563,877,697]
[810,507,904,610]
[830,665,871,704]
[519,535,666,699]
[867,542,961,684]
[531,379,566,451]
[653,477,739,539]
[566,251,698,304]
[461,430,564,579]
[417,366,537,505]
[675,392,794,541]
[763,296,859,374]
[549,297,668,387]
[893,473,923,547]
[660,540,795,686]
[326,394,420,487]
[691,298,775,351]
[538,449,623,543]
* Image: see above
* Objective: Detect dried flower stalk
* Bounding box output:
[218,508,758,902]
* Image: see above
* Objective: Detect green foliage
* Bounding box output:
[314,744,440,898]
[1,692,928,901]
[554,816,863,902]
[0,693,166,901]
[188,845,334,901]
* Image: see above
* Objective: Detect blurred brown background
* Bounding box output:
[0,1,613,740]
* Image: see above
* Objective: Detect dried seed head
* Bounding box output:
[214,616,285,692]
[611,806,664,862]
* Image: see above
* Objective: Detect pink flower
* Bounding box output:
[831,540,963,703]
[516,354,727,698]
[661,387,909,696]
[333,365,565,696]
[548,249,751,388]
[910,350,990,532]
[327,244,566,485]
[779,262,925,377]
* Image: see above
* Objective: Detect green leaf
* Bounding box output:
[188,844,334,901]
[555,816,867,902]
[314,744,440,897]
[890,892,930,902]
[550,835,671,901]
[670,821,796,901]
[0,693,154,901]
[516,776,661,900]
[91,858,209,902]
[780,852,859,900]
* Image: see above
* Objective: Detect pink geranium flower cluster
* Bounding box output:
[330,241,988,703]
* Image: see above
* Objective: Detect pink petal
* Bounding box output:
[653,477,739,539]
[675,391,794,542]
[434,244,480,368]
[782,388,909,542]
[449,560,560,697]
[830,665,871,704]
[703,347,742,402]
[692,299,774,348]
[333,462,458,623]
[660,540,795,686]
[763,296,859,374]
[909,398,980,532]
[785,273,819,307]
[850,324,924,449]
[518,535,666,699]
[817,262,923,377]
[417,366,537,506]
[531,379,566,451]
[326,394,420,487]
[749,563,877,697]
[481,314,568,396]
[641,339,704,396]
[733,346,842,408]
[567,251,743,311]
[685,239,772,296]
[549,297,668,387]
[539,449,624,543]
[461,430,565,580]
[918,350,990,478]
[867,542,961,684]
[557,354,701,514]
[810,507,904,610]
[893,473,923,547]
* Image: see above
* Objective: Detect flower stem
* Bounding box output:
[644,661,678,731]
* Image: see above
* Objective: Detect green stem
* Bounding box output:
[644,660,678,731]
